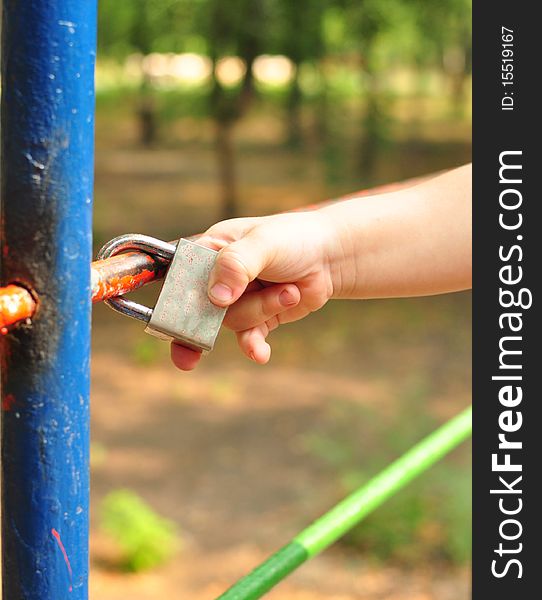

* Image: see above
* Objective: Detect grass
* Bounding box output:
[303,399,471,566]
[100,489,180,572]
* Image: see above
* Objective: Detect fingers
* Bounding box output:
[171,283,298,370]
[170,324,276,369]
[196,217,259,254]
[207,231,270,307]
[201,217,258,247]
[236,325,272,364]
[173,217,296,369]
[224,283,300,331]
[170,343,202,371]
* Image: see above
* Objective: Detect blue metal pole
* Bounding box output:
[1,1,97,598]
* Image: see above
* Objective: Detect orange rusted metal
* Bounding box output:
[0,284,36,334]
[91,250,168,303]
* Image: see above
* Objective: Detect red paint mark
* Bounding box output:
[0,285,36,330]
[2,393,16,411]
[51,528,73,592]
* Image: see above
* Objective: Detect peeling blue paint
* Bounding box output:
[1,1,97,599]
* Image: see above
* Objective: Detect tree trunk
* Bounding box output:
[359,78,383,179]
[215,120,237,220]
[138,76,157,147]
[208,0,263,220]
[314,61,329,144]
[286,65,303,148]
[138,98,157,147]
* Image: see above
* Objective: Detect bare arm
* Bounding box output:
[171,164,472,370]
[323,163,472,299]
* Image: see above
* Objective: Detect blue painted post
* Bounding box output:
[1,1,97,598]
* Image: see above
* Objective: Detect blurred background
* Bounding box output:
[90,1,472,598]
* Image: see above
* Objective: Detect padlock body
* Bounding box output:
[145,239,226,352]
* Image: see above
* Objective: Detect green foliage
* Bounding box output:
[97,0,472,72]
[132,337,160,366]
[342,464,471,565]
[96,0,473,127]
[98,0,204,57]
[95,0,472,208]
[100,489,180,572]
[303,401,471,566]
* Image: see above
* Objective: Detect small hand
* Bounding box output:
[171,211,338,370]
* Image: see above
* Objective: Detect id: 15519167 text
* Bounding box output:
[501,26,514,111]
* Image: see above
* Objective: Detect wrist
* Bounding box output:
[316,203,360,299]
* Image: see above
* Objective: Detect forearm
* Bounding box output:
[322,164,472,299]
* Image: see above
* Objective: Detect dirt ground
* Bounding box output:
[89,351,470,600]
[89,108,472,599]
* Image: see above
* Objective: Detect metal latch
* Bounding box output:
[96,234,226,352]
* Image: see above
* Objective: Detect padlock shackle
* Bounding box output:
[96,233,177,262]
[96,234,177,323]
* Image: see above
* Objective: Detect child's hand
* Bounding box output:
[171,164,472,371]
[171,211,341,370]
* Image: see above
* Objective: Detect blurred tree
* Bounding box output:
[200,0,266,219]
[99,0,154,144]
[97,0,472,201]
[412,0,472,115]
[343,0,403,179]
[273,0,327,148]
[97,1,137,59]
[98,0,200,145]
[131,0,159,146]
[341,0,471,178]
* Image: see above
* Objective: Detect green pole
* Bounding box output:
[216,405,472,600]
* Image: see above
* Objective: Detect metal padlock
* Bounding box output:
[96,234,226,352]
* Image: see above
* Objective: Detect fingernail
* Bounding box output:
[210,283,233,303]
[279,289,297,307]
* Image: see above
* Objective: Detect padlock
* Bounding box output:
[96,234,227,352]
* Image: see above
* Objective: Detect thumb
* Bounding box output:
[208,233,268,307]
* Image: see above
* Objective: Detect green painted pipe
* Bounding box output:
[216,405,472,600]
